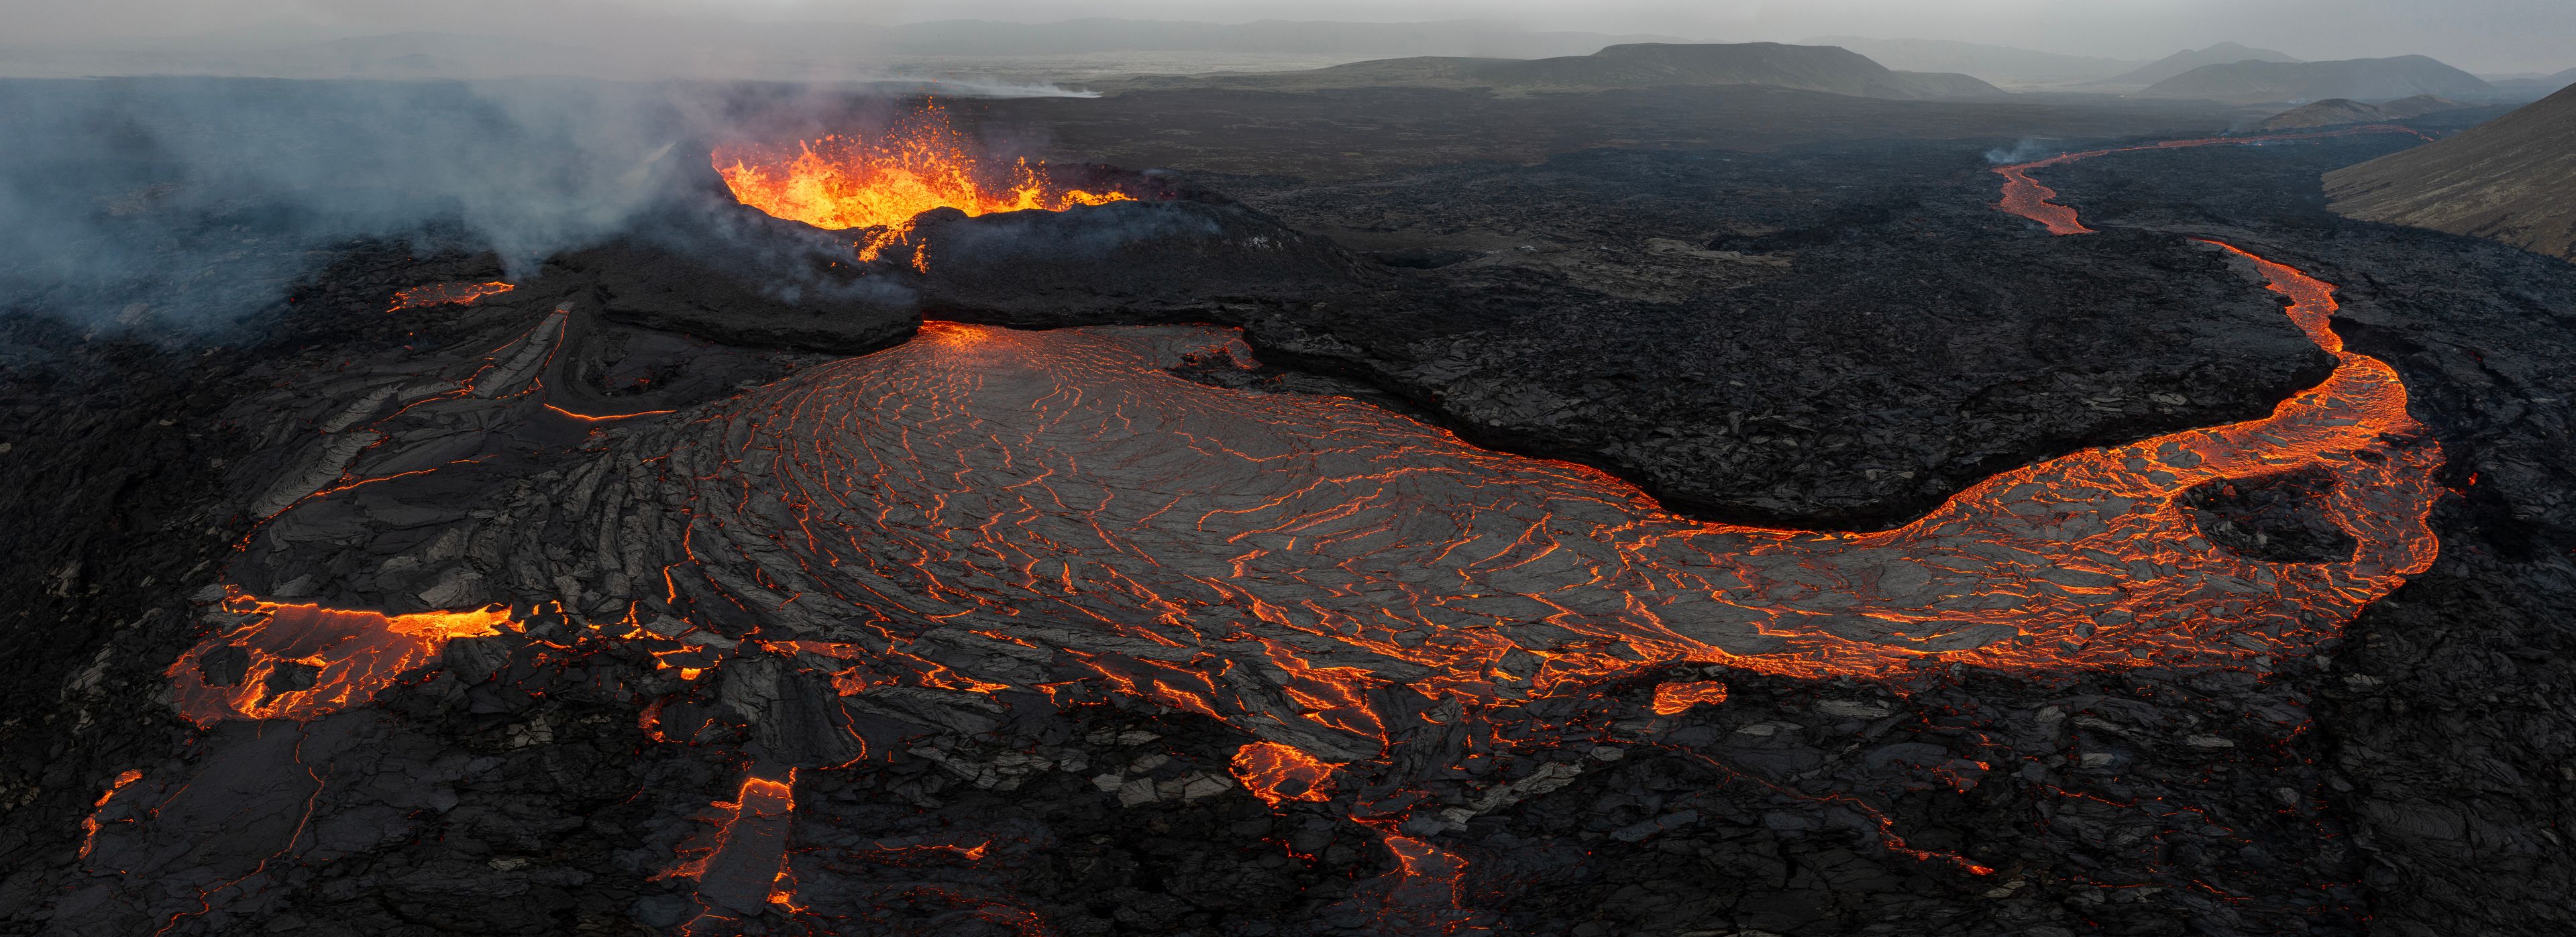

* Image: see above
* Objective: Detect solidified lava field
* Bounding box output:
[5,84,2575,937]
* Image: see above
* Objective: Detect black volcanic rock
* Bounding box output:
[1219,145,2332,528]
[565,239,914,353]
[900,196,1380,326]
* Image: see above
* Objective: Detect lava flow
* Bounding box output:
[166,592,514,726]
[714,100,1132,264]
[388,280,514,312]
[1994,125,2432,234]
[614,132,2443,919]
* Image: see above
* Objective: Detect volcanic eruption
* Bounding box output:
[712,102,1136,266]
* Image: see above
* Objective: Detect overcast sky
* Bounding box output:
[7,0,2571,73]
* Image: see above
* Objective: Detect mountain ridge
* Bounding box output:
[2326,82,2576,260]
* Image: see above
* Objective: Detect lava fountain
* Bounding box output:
[713,101,1134,266]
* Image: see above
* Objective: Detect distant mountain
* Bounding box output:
[2259,95,2467,131]
[2139,56,2495,104]
[1104,42,2007,99]
[2326,83,2576,260]
[1802,36,2143,85]
[869,18,1688,59]
[2483,67,2576,99]
[2095,42,2298,87]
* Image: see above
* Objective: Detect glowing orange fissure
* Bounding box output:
[388,280,514,312]
[713,101,1134,265]
[78,769,146,859]
[1232,740,1339,807]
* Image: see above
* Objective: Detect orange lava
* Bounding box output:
[1232,741,1339,807]
[668,770,800,928]
[388,280,514,311]
[1650,681,1731,716]
[714,101,1132,237]
[165,592,513,726]
[1994,125,2431,235]
[78,769,145,859]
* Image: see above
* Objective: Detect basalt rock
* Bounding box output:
[899,195,1383,327]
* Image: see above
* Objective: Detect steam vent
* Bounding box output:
[8,30,2576,937]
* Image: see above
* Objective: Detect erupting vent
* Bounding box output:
[714,101,1132,242]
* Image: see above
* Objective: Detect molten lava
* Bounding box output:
[78,769,146,859]
[714,101,1132,237]
[388,280,514,312]
[1650,681,1732,716]
[166,592,513,726]
[1232,741,1340,807]
[1993,126,2431,235]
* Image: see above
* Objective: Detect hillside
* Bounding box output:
[2259,94,2467,130]
[2326,83,2576,260]
[2096,42,2297,87]
[1099,42,2006,99]
[2139,56,2495,103]
[1801,36,2141,85]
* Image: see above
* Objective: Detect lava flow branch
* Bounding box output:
[1992,125,2432,234]
[713,101,1134,266]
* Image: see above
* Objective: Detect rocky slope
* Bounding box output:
[2324,83,2576,260]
